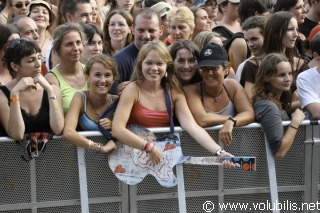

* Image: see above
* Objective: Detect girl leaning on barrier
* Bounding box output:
[63,54,117,154]
[0,38,64,140]
[252,53,305,159]
[111,40,235,167]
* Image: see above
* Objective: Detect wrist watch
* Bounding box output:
[228,117,237,127]
[214,148,225,156]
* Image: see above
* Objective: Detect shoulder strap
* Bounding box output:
[164,85,175,139]
[98,100,119,141]
[77,91,87,112]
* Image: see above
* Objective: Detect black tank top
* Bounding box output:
[0,86,52,133]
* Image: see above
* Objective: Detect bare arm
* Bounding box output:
[183,83,230,127]
[244,81,254,101]
[229,38,248,72]
[172,89,233,157]
[45,72,59,86]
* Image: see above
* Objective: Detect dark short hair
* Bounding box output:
[238,0,269,24]
[133,7,161,26]
[311,33,320,54]
[4,39,41,74]
[81,23,102,43]
[241,15,267,32]
[0,25,19,50]
[61,0,90,20]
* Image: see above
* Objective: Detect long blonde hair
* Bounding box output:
[130,41,182,92]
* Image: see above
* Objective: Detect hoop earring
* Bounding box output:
[165,72,168,78]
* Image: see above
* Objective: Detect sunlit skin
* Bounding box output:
[288,0,307,24]
[29,5,50,30]
[132,14,162,49]
[10,0,30,17]
[269,61,293,99]
[169,19,193,43]
[201,65,227,88]
[173,48,197,85]
[194,8,211,33]
[66,3,93,24]
[87,62,115,95]
[57,31,83,63]
[108,14,131,42]
[141,50,167,82]
[244,27,264,55]
[116,0,134,11]
[82,33,103,64]
[90,0,98,23]
[16,18,39,43]
[282,18,298,49]
[13,52,43,78]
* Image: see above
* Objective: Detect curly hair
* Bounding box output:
[252,53,292,113]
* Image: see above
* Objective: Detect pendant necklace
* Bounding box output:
[88,92,108,117]
[204,84,224,103]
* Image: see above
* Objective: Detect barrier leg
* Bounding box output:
[264,135,279,213]
[176,163,187,213]
[77,147,89,213]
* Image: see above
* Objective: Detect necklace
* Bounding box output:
[0,12,7,20]
[59,64,84,83]
[40,37,47,49]
[88,91,108,116]
[204,83,224,103]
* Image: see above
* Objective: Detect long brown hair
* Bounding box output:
[252,53,292,112]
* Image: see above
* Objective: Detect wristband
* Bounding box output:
[289,125,298,130]
[95,143,102,154]
[144,140,152,153]
[148,142,155,154]
[214,148,225,156]
[10,98,20,103]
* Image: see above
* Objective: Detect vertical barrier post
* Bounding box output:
[264,134,279,213]
[77,147,90,213]
[176,132,187,213]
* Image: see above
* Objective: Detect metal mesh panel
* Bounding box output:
[89,202,121,213]
[0,142,31,205]
[136,175,177,195]
[1,210,31,213]
[36,138,80,202]
[275,127,305,186]
[85,136,121,198]
[186,196,219,213]
[137,198,179,213]
[278,191,303,213]
[37,205,81,213]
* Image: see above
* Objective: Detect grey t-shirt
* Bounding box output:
[254,99,290,155]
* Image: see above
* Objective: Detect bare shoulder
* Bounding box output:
[45,72,59,86]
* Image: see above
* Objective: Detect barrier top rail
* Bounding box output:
[0,120,318,142]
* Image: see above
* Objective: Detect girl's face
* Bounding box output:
[173,48,197,85]
[200,65,228,87]
[108,14,131,42]
[29,5,50,29]
[269,61,293,96]
[116,0,134,11]
[169,19,194,43]
[58,31,83,63]
[282,18,298,49]
[90,0,98,23]
[288,0,307,24]
[87,62,115,94]
[10,0,30,16]
[205,0,218,20]
[12,52,42,78]
[82,33,103,63]
[194,8,212,33]
[141,50,167,82]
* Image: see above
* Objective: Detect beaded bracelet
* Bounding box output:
[148,142,155,154]
[144,141,152,153]
[95,143,102,154]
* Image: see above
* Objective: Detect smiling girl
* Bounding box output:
[252,53,305,159]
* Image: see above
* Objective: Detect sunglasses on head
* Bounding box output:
[8,38,29,50]
[11,1,30,9]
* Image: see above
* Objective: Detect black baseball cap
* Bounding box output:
[197,43,228,68]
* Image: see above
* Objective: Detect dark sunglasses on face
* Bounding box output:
[11,1,30,9]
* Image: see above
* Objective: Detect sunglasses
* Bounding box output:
[11,1,30,9]
[8,38,29,50]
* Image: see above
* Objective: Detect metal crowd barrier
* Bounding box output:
[0,121,319,213]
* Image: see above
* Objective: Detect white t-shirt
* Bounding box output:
[296,67,320,118]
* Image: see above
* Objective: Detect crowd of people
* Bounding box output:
[0,0,318,162]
